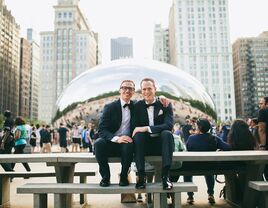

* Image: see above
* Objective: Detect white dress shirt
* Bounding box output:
[111,99,131,142]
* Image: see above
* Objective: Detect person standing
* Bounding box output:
[94,80,135,187]
[132,78,174,190]
[3,110,14,130]
[258,96,268,179]
[58,123,69,153]
[41,125,52,153]
[71,124,81,152]
[29,126,37,153]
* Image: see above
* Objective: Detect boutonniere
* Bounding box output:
[158,109,163,116]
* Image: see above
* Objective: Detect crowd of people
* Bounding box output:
[0,77,267,206]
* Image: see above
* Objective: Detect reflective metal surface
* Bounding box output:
[53,59,216,126]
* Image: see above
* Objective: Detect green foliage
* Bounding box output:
[0,114,5,128]
[52,91,120,123]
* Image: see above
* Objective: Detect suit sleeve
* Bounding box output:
[149,103,174,134]
[98,104,115,141]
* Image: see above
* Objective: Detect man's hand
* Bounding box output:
[132,127,149,137]
[117,135,133,143]
[159,95,170,107]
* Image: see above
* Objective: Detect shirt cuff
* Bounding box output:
[147,126,152,133]
[111,136,119,143]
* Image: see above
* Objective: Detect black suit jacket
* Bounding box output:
[99,99,135,141]
[133,99,174,134]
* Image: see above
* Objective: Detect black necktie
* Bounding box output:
[146,102,156,108]
[123,103,130,108]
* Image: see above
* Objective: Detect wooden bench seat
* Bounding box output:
[17,182,197,208]
[249,181,268,207]
[0,170,97,207]
[170,161,247,176]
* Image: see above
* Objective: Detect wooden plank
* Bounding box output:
[0,171,96,178]
[17,182,197,194]
[55,151,268,163]
[249,181,268,191]
[1,151,268,164]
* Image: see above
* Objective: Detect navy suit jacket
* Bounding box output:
[98,99,135,141]
[133,99,174,134]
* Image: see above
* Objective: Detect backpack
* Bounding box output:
[1,131,15,153]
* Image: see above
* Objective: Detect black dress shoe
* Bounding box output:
[136,177,146,189]
[119,177,129,186]
[99,179,110,187]
[162,176,173,190]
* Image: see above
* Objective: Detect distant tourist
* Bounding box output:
[58,123,69,153]
[12,116,31,171]
[185,118,230,205]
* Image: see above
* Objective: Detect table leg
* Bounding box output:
[242,163,265,208]
[152,162,167,208]
[54,164,75,208]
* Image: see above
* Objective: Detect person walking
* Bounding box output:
[12,116,31,171]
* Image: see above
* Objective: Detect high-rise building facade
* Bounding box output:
[39,0,99,123]
[111,37,133,61]
[169,0,236,121]
[232,32,268,119]
[19,38,31,118]
[0,0,20,115]
[27,28,40,120]
[153,24,170,63]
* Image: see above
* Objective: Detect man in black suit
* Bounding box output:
[94,80,135,187]
[133,78,174,190]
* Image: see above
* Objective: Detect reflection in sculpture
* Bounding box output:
[53,59,216,127]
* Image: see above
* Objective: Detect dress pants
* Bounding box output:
[94,138,134,181]
[133,130,174,176]
[185,175,215,197]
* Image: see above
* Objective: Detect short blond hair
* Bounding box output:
[140,78,156,88]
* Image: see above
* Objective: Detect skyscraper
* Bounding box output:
[39,0,99,123]
[19,38,31,118]
[111,37,133,61]
[153,24,170,63]
[27,28,40,120]
[169,0,236,121]
[0,0,20,115]
[232,32,268,118]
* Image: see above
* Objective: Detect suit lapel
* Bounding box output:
[154,100,161,120]
[116,99,122,126]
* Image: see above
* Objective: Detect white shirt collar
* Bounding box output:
[120,98,130,107]
[145,98,156,105]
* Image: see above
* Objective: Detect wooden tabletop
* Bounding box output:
[1,150,267,163]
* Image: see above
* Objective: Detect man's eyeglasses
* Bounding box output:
[120,86,135,91]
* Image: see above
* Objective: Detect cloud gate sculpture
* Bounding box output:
[53,59,216,128]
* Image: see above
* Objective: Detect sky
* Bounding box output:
[4,0,268,62]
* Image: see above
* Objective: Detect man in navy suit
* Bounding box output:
[133,78,174,190]
[94,80,135,187]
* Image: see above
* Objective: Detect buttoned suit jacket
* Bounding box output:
[98,99,135,141]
